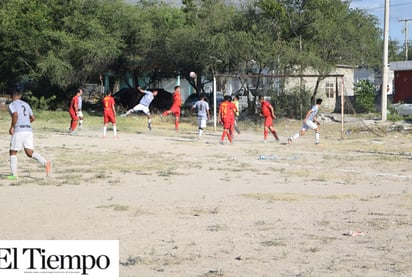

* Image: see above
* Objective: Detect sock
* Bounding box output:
[221,131,226,141]
[10,155,17,176]
[103,126,107,137]
[71,121,78,131]
[175,117,179,130]
[292,132,300,140]
[315,131,320,143]
[264,129,268,140]
[32,152,47,166]
[271,129,279,140]
[113,125,117,137]
[227,131,232,143]
[198,128,203,137]
[79,120,83,127]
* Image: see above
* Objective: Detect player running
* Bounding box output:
[7,90,51,180]
[288,98,323,145]
[258,95,279,143]
[219,95,237,144]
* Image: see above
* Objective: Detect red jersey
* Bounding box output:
[103,95,115,112]
[261,100,273,118]
[171,91,181,109]
[69,95,79,113]
[102,95,116,124]
[219,101,237,121]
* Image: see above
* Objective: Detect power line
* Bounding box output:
[356,2,412,11]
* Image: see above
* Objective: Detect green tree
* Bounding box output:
[354,80,376,113]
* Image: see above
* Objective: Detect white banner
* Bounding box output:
[0,240,119,277]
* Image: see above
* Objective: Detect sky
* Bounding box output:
[350,0,412,43]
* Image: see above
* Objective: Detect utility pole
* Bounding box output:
[381,0,389,122]
[398,18,412,61]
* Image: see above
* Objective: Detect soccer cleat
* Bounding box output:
[46,161,51,176]
[287,138,293,144]
[7,175,18,180]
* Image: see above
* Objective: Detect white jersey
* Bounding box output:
[9,99,33,133]
[78,95,83,110]
[307,104,319,122]
[193,100,209,120]
[139,90,154,107]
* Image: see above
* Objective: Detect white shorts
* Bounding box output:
[10,131,34,151]
[302,120,317,131]
[77,111,83,118]
[198,118,207,128]
[133,104,150,115]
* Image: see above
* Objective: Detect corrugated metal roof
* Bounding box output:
[390,61,412,71]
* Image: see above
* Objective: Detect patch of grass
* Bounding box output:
[157,168,179,177]
[96,204,129,211]
[206,224,227,232]
[241,193,307,202]
[260,239,287,247]
[321,194,356,200]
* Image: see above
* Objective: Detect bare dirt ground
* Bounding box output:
[0,114,411,277]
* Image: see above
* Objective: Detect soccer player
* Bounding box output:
[161,86,182,131]
[7,90,51,180]
[102,90,117,138]
[232,95,241,135]
[122,87,158,130]
[191,93,210,139]
[258,95,279,143]
[68,88,82,133]
[288,98,323,145]
[219,95,237,144]
[77,91,84,128]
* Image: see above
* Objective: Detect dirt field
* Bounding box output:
[0,114,411,277]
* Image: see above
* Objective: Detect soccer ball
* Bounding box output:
[189,71,197,78]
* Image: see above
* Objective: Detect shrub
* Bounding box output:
[354,80,376,113]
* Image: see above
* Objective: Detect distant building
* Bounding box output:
[390,61,412,103]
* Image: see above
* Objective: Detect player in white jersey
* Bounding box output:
[191,93,210,139]
[122,87,158,130]
[7,90,51,180]
[288,98,323,145]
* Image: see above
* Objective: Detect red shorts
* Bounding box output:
[104,112,116,124]
[170,105,181,117]
[222,118,233,129]
[69,109,78,120]
[264,116,273,127]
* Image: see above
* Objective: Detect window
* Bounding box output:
[325,82,335,98]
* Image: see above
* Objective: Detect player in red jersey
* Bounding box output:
[102,90,117,138]
[68,88,82,133]
[219,95,237,144]
[161,86,182,131]
[258,95,279,142]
